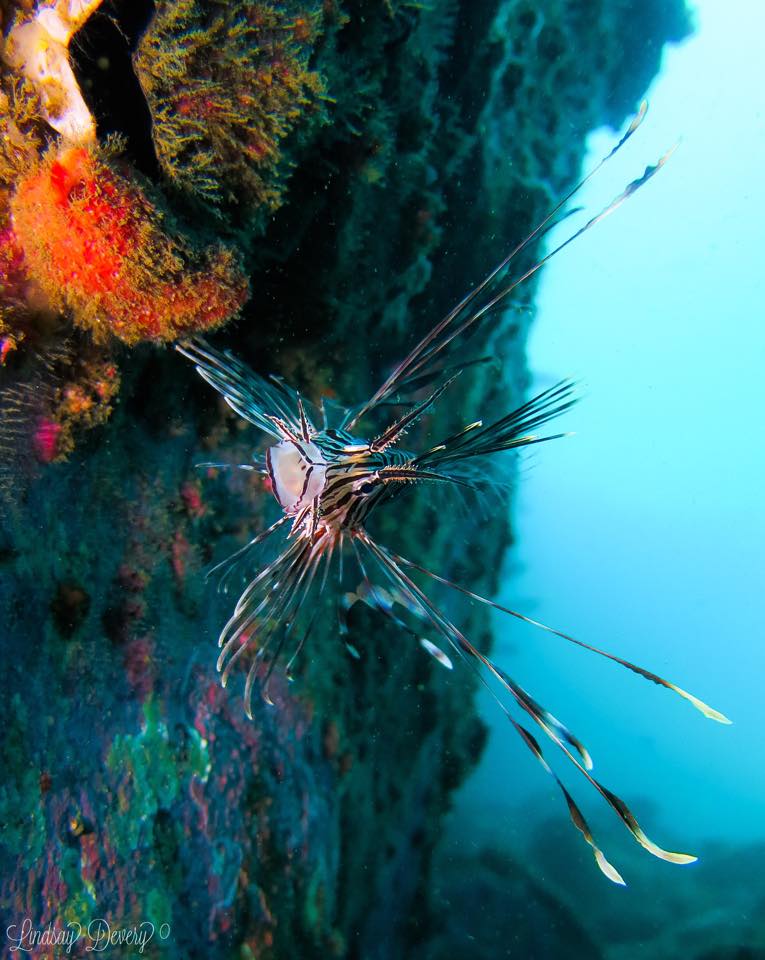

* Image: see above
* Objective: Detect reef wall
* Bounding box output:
[0,1,689,957]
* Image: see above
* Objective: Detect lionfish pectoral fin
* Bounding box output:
[285,604,322,682]
[206,514,291,591]
[337,590,363,659]
[674,690,731,725]
[510,719,625,884]
[357,532,627,882]
[213,531,327,717]
[597,784,697,865]
[176,338,312,441]
[492,643,700,867]
[360,535,703,876]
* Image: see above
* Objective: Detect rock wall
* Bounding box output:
[0,1,688,957]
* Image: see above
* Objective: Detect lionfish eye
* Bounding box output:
[266,439,327,514]
[358,481,377,495]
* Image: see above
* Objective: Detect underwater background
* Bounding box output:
[451,1,765,957]
[0,0,761,958]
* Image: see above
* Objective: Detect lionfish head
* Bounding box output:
[266,438,327,515]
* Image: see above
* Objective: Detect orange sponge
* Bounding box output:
[11,146,249,344]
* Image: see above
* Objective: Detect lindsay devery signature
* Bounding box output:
[6,917,171,953]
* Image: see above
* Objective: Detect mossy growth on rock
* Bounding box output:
[133,0,328,219]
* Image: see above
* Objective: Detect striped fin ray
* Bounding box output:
[216,530,330,717]
[285,534,338,681]
[354,535,618,880]
[176,338,311,440]
[361,536,594,772]
[356,532,628,883]
[387,551,730,725]
[347,103,659,429]
[348,538,454,669]
[379,466,479,491]
[359,533,699,873]
[510,719,625,885]
[415,379,578,467]
[244,539,318,715]
[255,536,327,706]
[372,141,672,411]
[371,375,460,452]
[217,537,309,684]
[208,514,291,595]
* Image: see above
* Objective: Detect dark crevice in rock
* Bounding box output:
[70,0,159,176]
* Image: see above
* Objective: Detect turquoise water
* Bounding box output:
[451,0,765,954]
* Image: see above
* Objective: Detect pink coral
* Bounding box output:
[33,418,63,463]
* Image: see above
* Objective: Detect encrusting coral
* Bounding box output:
[0,0,334,458]
[0,74,48,184]
[0,0,253,457]
[2,118,127,463]
[37,353,121,461]
[0,76,49,366]
[0,209,28,364]
[0,77,46,296]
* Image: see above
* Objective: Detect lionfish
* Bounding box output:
[178,104,729,885]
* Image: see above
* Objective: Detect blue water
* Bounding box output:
[451,0,765,950]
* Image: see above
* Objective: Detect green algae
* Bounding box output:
[146,885,174,934]
[106,699,210,859]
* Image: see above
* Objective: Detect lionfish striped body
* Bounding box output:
[178,105,729,886]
